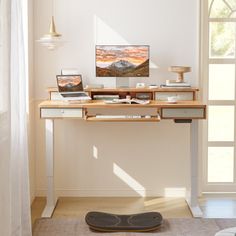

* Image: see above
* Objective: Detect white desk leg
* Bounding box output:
[186,120,203,218]
[41,119,58,218]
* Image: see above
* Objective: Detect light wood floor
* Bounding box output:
[199,196,236,218]
[31,197,191,225]
[31,196,236,226]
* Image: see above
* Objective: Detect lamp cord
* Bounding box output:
[52,0,54,17]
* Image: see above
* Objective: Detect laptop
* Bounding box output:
[56,74,91,101]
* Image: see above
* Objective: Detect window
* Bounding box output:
[202,0,236,192]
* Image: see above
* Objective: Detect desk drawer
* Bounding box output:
[155,92,194,101]
[41,108,83,118]
[161,108,205,119]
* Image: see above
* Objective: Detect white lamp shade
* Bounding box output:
[37,35,65,50]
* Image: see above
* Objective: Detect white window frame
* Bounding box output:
[201,0,236,192]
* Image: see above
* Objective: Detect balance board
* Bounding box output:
[85,211,163,232]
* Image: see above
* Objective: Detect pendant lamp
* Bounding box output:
[37,0,64,50]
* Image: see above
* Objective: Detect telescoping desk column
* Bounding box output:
[39,91,206,218]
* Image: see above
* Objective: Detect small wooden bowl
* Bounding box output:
[168,66,191,83]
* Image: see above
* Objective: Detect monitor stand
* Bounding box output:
[116,77,129,88]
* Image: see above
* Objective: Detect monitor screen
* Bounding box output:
[96,45,149,77]
[56,75,83,92]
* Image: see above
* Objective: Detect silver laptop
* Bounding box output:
[56,75,91,101]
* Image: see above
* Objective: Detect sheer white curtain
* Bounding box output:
[0,0,32,235]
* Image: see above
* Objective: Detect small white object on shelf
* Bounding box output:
[136,83,146,88]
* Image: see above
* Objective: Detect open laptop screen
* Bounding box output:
[56,75,83,93]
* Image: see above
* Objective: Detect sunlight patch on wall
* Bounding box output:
[164,188,186,197]
[94,15,128,45]
[150,61,158,69]
[113,163,146,197]
[93,145,98,159]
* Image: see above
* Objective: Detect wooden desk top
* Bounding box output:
[47,87,199,93]
[39,100,206,109]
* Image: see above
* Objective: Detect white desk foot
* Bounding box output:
[186,198,203,218]
[41,199,58,218]
[188,204,203,218]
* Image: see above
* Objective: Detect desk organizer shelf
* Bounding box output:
[85,87,199,101]
[40,87,206,122]
[47,87,199,101]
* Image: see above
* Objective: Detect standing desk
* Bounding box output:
[39,87,206,218]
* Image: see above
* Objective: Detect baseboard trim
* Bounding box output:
[35,188,184,198]
[202,192,236,197]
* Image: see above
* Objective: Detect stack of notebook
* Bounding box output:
[161,80,191,88]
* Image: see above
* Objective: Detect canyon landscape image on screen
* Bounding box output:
[96,45,149,77]
[57,75,82,92]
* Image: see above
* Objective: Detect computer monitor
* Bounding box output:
[96,45,149,77]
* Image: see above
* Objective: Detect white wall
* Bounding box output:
[33,0,199,197]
